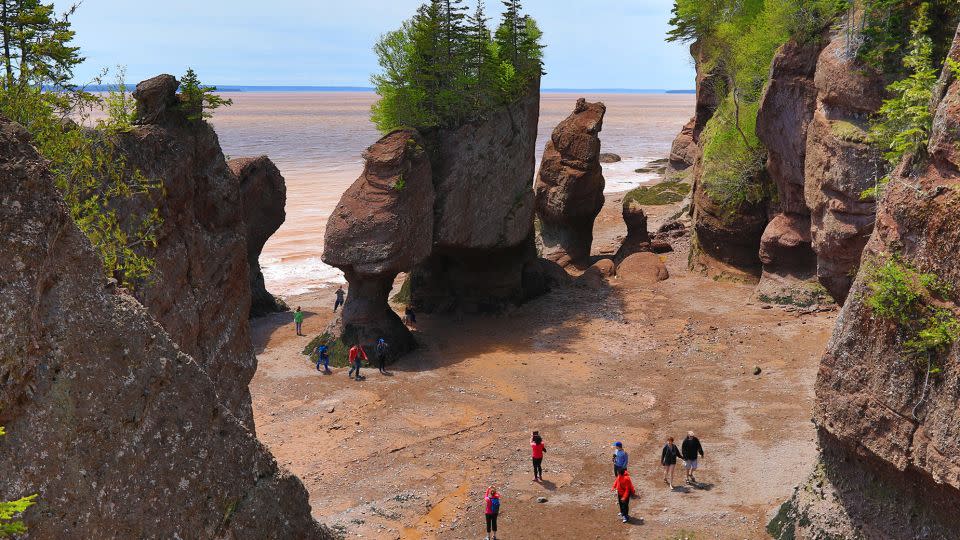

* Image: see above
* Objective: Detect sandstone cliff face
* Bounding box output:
[0,119,330,538]
[323,129,434,352]
[229,156,289,319]
[804,33,884,303]
[113,75,258,427]
[411,84,546,313]
[771,27,960,539]
[668,41,720,174]
[534,98,607,266]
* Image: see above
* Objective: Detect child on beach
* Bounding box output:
[293,307,304,336]
[531,431,546,481]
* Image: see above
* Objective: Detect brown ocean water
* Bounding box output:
[208,92,694,296]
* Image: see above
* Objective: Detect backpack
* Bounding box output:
[488,496,500,514]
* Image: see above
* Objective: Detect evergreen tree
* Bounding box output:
[0,0,82,90]
[177,67,232,122]
[495,0,522,66]
[465,0,496,113]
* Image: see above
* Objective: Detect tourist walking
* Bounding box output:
[315,344,331,374]
[376,338,390,374]
[293,306,304,336]
[681,431,704,484]
[334,286,345,312]
[347,343,367,380]
[612,441,629,476]
[484,485,500,540]
[660,436,681,489]
[612,469,636,523]
[531,431,546,482]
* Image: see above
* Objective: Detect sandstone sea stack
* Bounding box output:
[534,98,607,267]
[0,117,332,538]
[323,129,434,353]
[411,82,547,312]
[113,74,264,427]
[229,155,289,318]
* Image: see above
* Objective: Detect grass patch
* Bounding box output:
[766,500,797,540]
[830,119,868,143]
[303,333,351,367]
[623,181,691,206]
[866,255,959,369]
[391,274,412,305]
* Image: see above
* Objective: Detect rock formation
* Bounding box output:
[534,98,607,267]
[323,129,434,353]
[754,39,822,298]
[411,82,547,312]
[0,118,331,538]
[771,26,960,539]
[616,252,670,284]
[668,41,722,174]
[112,74,259,427]
[613,200,652,264]
[804,34,884,303]
[229,156,289,318]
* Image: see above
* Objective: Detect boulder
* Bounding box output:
[574,259,614,289]
[229,156,289,318]
[758,212,815,276]
[323,129,434,353]
[534,98,607,266]
[616,252,670,284]
[0,118,331,538]
[412,82,544,312]
[133,74,179,124]
[667,117,699,171]
[614,200,652,264]
[599,152,621,163]
[112,79,263,427]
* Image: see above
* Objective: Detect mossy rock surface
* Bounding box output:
[303,333,351,367]
[623,181,691,206]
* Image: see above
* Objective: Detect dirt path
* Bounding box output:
[250,194,835,539]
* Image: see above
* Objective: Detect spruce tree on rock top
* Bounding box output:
[370,0,544,133]
[178,67,232,122]
[0,0,82,91]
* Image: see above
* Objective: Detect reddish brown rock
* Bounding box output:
[412,83,545,312]
[616,252,670,284]
[667,117,699,171]
[758,213,815,275]
[778,25,960,539]
[804,36,884,303]
[689,181,768,283]
[323,129,434,353]
[0,118,331,539]
[534,98,607,266]
[229,156,289,318]
[613,200,652,264]
[113,76,261,427]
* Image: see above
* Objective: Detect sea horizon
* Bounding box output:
[81,83,695,94]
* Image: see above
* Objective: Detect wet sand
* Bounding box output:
[250,193,834,539]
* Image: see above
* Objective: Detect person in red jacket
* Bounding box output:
[531,431,546,482]
[612,469,636,524]
[484,485,500,540]
[347,343,367,380]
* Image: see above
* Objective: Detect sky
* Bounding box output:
[56,0,695,90]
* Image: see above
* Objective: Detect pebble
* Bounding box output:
[537,497,548,503]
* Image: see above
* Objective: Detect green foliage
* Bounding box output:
[178,67,232,122]
[623,181,691,206]
[668,0,842,212]
[391,274,413,305]
[855,0,960,76]
[0,426,37,537]
[391,174,406,191]
[0,2,164,288]
[868,3,939,170]
[866,256,959,365]
[99,66,136,132]
[370,0,544,132]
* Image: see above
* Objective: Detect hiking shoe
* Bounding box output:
[622,517,629,523]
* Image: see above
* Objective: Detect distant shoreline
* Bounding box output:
[80,84,696,95]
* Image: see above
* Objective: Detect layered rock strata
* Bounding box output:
[534,98,607,266]
[0,118,330,538]
[323,129,434,353]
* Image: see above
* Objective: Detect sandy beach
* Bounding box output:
[249,189,835,539]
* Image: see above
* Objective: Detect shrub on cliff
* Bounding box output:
[178,67,233,122]
[0,427,36,537]
[667,0,843,211]
[370,0,544,132]
[0,2,167,288]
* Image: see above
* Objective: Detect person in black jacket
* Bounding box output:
[660,436,681,489]
[681,431,704,483]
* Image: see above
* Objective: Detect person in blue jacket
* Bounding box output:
[612,441,629,476]
[315,344,332,374]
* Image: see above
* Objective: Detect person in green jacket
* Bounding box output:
[294,306,304,336]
